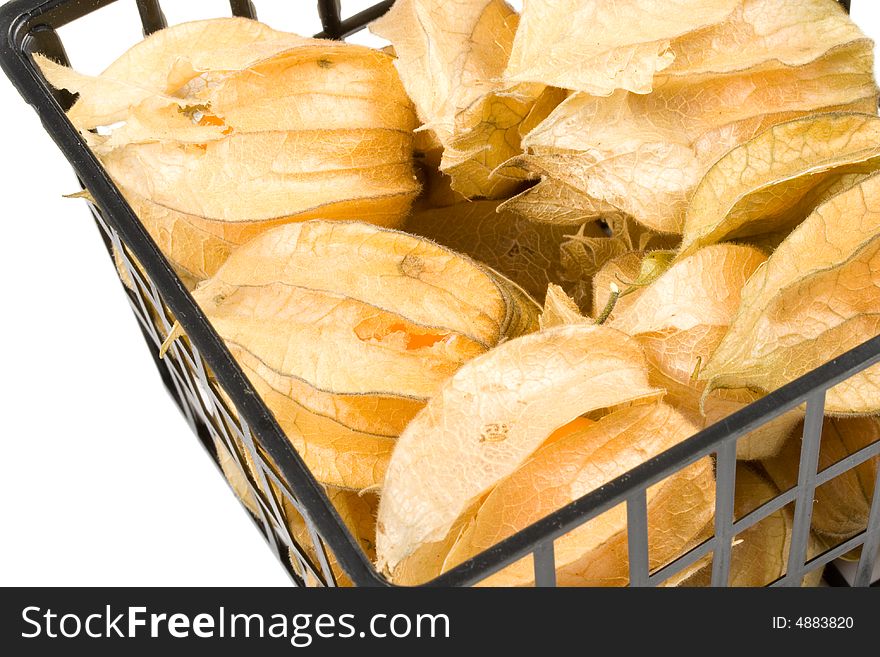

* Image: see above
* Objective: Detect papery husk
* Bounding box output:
[404,200,582,303]
[509,33,877,233]
[497,176,619,225]
[100,130,417,225]
[639,333,803,460]
[235,364,395,491]
[116,190,235,282]
[666,0,866,78]
[42,19,323,128]
[38,20,415,135]
[196,220,538,354]
[637,325,728,419]
[413,144,466,208]
[433,404,714,587]
[229,345,421,439]
[506,1,869,99]
[664,465,823,587]
[556,218,628,275]
[123,195,422,288]
[610,245,766,337]
[681,113,880,257]
[371,1,561,198]
[441,82,560,198]
[763,416,880,541]
[702,172,880,415]
[115,179,416,283]
[193,221,539,490]
[37,18,420,283]
[505,0,739,95]
[609,244,799,459]
[110,194,280,291]
[554,219,621,313]
[540,284,590,330]
[387,498,483,586]
[185,45,417,133]
[376,324,665,574]
[540,416,597,447]
[517,86,570,138]
[732,168,880,255]
[205,286,485,399]
[370,0,515,146]
[703,389,804,461]
[389,415,598,585]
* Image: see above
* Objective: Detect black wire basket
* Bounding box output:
[1,0,878,587]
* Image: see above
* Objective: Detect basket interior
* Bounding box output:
[4,0,878,588]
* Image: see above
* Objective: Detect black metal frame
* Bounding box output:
[1,0,877,587]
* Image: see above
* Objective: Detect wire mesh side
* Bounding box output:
[612,388,879,588]
[89,203,342,587]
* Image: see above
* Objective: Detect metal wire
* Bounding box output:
[135,0,166,35]
[229,0,256,19]
[626,491,651,587]
[783,392,826,586]
[710,441,737,586]
[533,542,557,587]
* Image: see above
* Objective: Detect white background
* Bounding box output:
[0,1,878,586]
